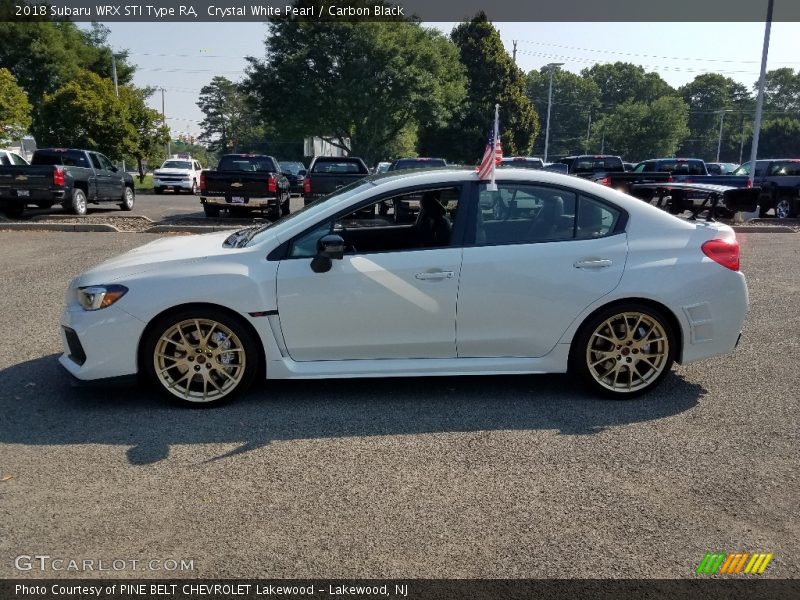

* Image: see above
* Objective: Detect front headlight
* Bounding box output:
[77,285,128,311]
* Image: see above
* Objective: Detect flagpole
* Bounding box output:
[487,103,499,192]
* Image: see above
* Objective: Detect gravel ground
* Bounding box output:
[0,231,797,580]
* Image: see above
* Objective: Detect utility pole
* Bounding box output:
[748,0,774,186]
[739,116,747,165]
[586,108,592,153]
[543,63,563,164]
[512,40,517,62]
[160,87,170,158]
[111,53,125,172]
[716,110,730,162]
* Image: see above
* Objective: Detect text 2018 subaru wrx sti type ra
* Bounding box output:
[60,169,749,406]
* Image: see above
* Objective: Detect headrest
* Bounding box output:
[421,191,446,218]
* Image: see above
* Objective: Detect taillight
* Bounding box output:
[702,238,740,271]
[303,177,311,195]
[599,176,610,186]
[53,167,65,186]
[267,175,277,194]
[200,172,205,192]
[666,175,673,183]
[745,179,752,188]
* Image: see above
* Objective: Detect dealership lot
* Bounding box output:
[0,231,797,578]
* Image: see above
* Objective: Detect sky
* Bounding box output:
[102,21,800,139]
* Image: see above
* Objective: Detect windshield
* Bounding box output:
[161,161,191,170]
[229,178,378,248]
[218,155,277,172]
[732,163,750,176]
[389,158,447,171]
[280,162,305,174]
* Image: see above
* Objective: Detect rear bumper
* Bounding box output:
[0,188,67,203]
[201,196,279,209]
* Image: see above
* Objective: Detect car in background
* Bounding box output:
[279,161,307,194]
[0,149,29,167]
[303,156,370,205]
[733,159,800,218]
[61,168,748,406]
[200,154,290,219]
[388,157,447,171]
[153,156,203,195]
[707,162,739,175]
[375,161,392,174]
[623,162,636,172]
[499,156,544,170]
[543,162,569,174]
[559,155,626,178]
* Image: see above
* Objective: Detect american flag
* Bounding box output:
[477,124,503,180]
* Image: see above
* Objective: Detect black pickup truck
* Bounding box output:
[733,159,800,218]
[302,156,370,205]
[200,154,290,219]
[0,148,135,218]
[558,155,626,178]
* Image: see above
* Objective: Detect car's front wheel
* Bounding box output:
[120,186,135,211]
[572,304,676,398]
[775,196,795,219]
[143,308,259,406]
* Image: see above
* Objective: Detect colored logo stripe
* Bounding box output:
[697,552,773,574]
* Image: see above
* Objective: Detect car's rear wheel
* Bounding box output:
[143,308,259,406]
[154,187,163,195]
[203,204,220,218]
[775,196,795,219]
[120,186,135,211]
[190,181,198,195]
[572,304,675,398]
[70,188,88,215]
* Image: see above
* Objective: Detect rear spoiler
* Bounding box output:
[630,182,760,222]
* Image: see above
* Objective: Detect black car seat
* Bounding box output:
[417,191,452,247]
[577,202,604,238]
[527,196,564,241]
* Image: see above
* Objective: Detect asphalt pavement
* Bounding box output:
[0,231,797,579]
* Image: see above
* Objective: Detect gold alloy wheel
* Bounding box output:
[585,312,670,393]
[153,318,246,402]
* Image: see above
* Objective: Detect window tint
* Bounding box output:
[218,155,277,172]
[11,153,27,165]
[0,155,9,166]
[162,160,192,170]
[89,154,102,170]
[312,160,368,174]
[769,161,800,176]
[289,186,461,257]
[474,184,577,246]
[576,196,621,240]
[96,154,114,171]
[32,150,89,168]
[571,157,624,174]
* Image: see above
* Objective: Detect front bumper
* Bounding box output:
[154,177,192,190]
[59,303,146,381]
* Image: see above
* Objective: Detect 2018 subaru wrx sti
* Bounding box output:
[60,169,749,405]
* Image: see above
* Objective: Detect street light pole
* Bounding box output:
[111,53,126,172]
[543,62,563,164]
[748,0,774,186]
[160,87,170,158]
[715,110,729,163]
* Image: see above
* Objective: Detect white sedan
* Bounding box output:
[60,169,748,405]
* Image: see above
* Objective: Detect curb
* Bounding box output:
[732,225,796,233]
[0,223,119,232]
[144,225,239,234]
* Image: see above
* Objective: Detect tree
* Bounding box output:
[419,13,537,162]
[581,62,674,112]
[244,1,467,165]
[591,96,689,161]
[526,68,600,157]
[762,68,800,112]
[120,86,170,181]
[197,76,267,155]
[741,117,800,159]
[677,73,752,161]
[0,67,31,145]
[38,70,134,161]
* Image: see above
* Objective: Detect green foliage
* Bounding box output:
[526,68,600,157]
[120,86,170,180]
[591,96,689,161]
[419,13,537,162]
[762,68,800,112]
[582,62,674,111]
[197,76,268,156]
[0,67,32,145]
[742,117,800,159]
[244,1,466,165]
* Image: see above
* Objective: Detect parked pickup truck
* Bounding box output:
[0,148,135,218]
[595,158,752,214]
[200,154,290,219]
[733,159,800,218]
[558,155,626,178]
[303,156,370,205]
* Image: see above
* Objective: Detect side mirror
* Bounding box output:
[310,234,346,273]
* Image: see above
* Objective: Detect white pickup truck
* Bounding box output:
[0,149,30,167]
[153,155,203,194]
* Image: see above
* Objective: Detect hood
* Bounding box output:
[73,231,236,286]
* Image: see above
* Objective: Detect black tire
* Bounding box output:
[2,203,24,219]
[70,188,88,216]
[190,181,198,195]
[154,187,164,195]
[281,194,290,216]
[668,192,685,215]
[120,186,135,211]
[142,307,260,407]
[203,204,221,218]
[570,303,676,399]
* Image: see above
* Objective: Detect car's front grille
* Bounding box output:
[64,327,86,365]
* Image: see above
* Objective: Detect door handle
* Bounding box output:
[574,259,613,269]
[415,271,454,280]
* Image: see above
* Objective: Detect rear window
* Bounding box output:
[499,158,544,169]
[570,157,624,174]
[389,158,447,171]
[311,159,369,174]
[218,155,277,173]
[768,161,800,176]
[659,160,706,176]
[32,150,90,168]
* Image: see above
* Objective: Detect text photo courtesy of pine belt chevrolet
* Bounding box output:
[0,148,135,218]
[60,169,752,406]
